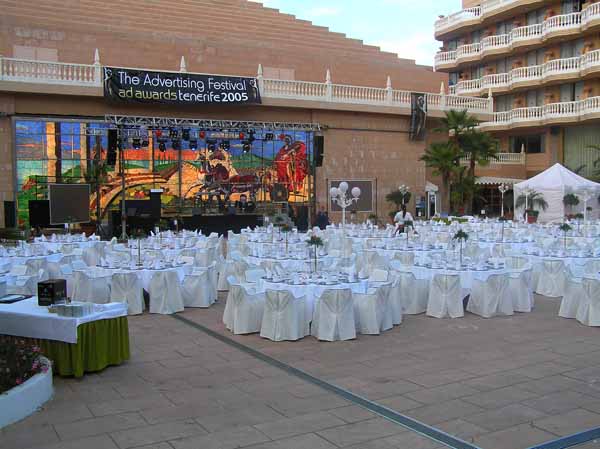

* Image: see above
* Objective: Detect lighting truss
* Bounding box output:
[104,115,321,131]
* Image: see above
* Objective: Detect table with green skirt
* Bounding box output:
[0,298,130,377]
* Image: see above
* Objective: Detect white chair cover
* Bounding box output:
[576,278,600,326]
[72,270,111,304]
[148,270,184,314]
[467,274,512,318]
[223,279,265,334]
[536,259,567,297]
[353,287,384,335]
[181,270,212,308]
[311,288,356,341]
[397,271,428,314]
[388,275,403,325]
[509,268,534,313]
[427,273,464,318]
[110,272,144,315]
[369,269,389,282]
[260,289,307,341]
[245,268,266,283]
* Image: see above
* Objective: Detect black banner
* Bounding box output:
[103,67,261,105]
[409,92,427,141]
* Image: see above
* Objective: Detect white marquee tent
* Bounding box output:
[513,163,600,223]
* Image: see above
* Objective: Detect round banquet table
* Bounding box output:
[94,264,192,290]
[394,262,511,290]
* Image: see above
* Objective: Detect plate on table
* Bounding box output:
[0,294,31,304]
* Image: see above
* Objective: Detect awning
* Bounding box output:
[475,176,524,186]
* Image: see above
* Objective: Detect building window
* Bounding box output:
[510,134,545,154]
[262,67,295,80]
[13,45,58,61]
[449,72,459,86]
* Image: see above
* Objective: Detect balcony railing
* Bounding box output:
[435,3,600,69]
[453,50,600,95]
[434,6,482,35]
[0,56,493,115]
[479,96,600,129]
[460,151,526,165]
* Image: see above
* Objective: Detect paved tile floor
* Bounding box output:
[1,295,600,449]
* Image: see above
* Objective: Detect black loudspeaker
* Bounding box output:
[107,129,118,166]
[4,201,16,228]
[550,126,561,136]
[271,184,289,202]
[29,200,50,228]
[314,136,324,167]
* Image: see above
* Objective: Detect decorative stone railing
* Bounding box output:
[460,151,526,165]
[453,50,600,95]
[479,96,600,129]
[435,3,600,68]
[0,56,494,115]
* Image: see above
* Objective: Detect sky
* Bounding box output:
[249,0,460,66]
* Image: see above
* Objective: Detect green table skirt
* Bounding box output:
[31,316,130,378]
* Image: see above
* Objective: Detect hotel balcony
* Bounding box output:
[434,2,600,71]
[478,96,600,131]
[460,151,526,165]
[0,56,493,120]
[452,49,600,96]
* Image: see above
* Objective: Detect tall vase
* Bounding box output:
[460,241,463,265]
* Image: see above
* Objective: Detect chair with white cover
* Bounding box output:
[559,266,583,319]
[394,252,414,267]
[82,247,100,267]
[72,270,111,304]
[353,287,384,335]
[535,259,567,297]
[311,289,356,341]
[194,250,211,268]
[427,273,464,318]
[378,283,394,331]
[509,268,534,313]
[207,261,218,302]
[7,274,39,295]
[388,274,403,325]
[181,269,212,308]
[467,274,512,318]
[369,269,389,282]
[260,289,307,341]
[575,277,600,326]
[148,270,184,314]
[223,277,265,334]
[506,256,529,270]
[110,272,144,315]
[396,271,429,314]
[245,268,266,283]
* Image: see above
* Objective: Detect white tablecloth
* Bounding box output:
[395,264,509,290]
[0,297,127,343]
[94,265,192,290]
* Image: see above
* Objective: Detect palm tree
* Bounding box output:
[516,190,548,219]
[420,142,460,213]
[460,131,499,178]
[435,109,479,141]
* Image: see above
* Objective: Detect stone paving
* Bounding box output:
[1,295,600,449]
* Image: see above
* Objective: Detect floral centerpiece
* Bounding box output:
[306,235,324,272]
[0,337,48,394]
[452,229,469,265]
[559,223,572,250]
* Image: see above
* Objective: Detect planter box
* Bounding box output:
[0,357,53,428]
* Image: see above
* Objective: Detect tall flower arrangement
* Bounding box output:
[559,223,572,250]
[452,229,469,265]
[306,235,324,273]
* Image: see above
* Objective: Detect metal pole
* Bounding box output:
[119,128,127,240]
[178,139,183,218]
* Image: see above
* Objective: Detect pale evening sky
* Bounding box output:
[249,0,461,66]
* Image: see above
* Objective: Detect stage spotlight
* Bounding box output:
[141,138,149,147]
[248,130,256,143]
[206,139,217,152]
[182,129,191,141]
[132,137,141,150]
[199,130,206,139]
[220,140,230,151]
[169,128,179,139]
[242,141,252,153]
[279,133,286,141]
[158,140,167,152]
[264,132,275,141]
[172,139,181,151]
[155,129,163,138]
[239,132,245,139]
[189,139,198,150]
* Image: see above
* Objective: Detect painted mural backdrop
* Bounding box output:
[15,120,313,227]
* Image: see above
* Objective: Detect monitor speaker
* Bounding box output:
[271,184,289,202]
[107,129,118,166]
[4,201,15,228]
[314,136,324,167]
[29,200,50,228]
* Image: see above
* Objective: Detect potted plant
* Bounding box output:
[563,193,580,219]
[452,229,469,265]
[0,337,52,428]
[559,223,572,250]
[306,235,324,273]
[515,190,548,223]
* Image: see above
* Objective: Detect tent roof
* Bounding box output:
[514,163,600,192]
